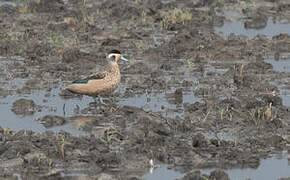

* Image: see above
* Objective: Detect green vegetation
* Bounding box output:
[249,106,263,126]
[135,40,154,50]
[142,10,147,24]
[187,58,194,68]
[217,104,233,121]
[48,34,75,48]
[161,9,192,29]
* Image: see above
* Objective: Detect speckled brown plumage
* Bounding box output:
[66,50,128,97]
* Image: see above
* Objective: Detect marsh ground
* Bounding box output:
[1,0,290,179]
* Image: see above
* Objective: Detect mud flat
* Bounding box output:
[1,0,290,179]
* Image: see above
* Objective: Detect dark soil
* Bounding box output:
[1,0,290,179]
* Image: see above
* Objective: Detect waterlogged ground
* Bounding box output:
[147,152,290,180]
[1,0,290,179]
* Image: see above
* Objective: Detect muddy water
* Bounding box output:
[0,1,14,6]
[279,88,290,107]
[145,165,184,180]
[215,11,290,38]
[0,88,89,135]
[215,19,290,38]
[2,0,290,179]
[264,58,290,107]
[119,91,200,118]
[265,58,290,73]
[145,152,290,180]
[0,81,199,133]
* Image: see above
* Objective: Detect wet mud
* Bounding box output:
[1,0,290,179]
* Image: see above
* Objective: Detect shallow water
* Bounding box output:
[145,152,290,180]
[14,152,288,179]
[0,88,90,135]
[0,83,200,134]
[264,58,290,107]
[265,58,290,73]
[276,86,290,107]
[119,91,200,118]
[215,11,290,38]
[0,1,14,6]
[119,64,200,118]
[144,165,184,180]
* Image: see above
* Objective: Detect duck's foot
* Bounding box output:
[92,96,107,106]
[98,97,107,105]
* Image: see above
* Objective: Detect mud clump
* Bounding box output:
[61,48,82,63]
[37,115,66,128]
[244,16,268,30]
[59,89,82,98]
[11,99,38,115]
[178,169,229,180]
[178,171,208,180]
[209,169,230,180]
[27,0,65,13]
[101,0,140,19]
[174,88,183,104]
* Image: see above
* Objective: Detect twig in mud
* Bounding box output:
[59,135,71,159]
[202,110,211,122]
[167,118,174,128]
[62,104,66,116]
[220,108,224,121]
[239,64,244,77]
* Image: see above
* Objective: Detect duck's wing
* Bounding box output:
[72,71,108,84]
[87,71,108,80]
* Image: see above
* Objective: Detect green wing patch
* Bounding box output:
[72,71,107,84]
[72,79,90,84]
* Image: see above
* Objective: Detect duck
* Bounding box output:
[66,49,129,102]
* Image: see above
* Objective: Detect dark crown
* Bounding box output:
[109,49,121,54]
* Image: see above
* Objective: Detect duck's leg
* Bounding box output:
[99,96,107,105]
[95,95,107,105]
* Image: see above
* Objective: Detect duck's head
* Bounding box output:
[107,49,129,63]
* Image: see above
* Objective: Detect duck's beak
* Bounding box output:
[120,56,129,62]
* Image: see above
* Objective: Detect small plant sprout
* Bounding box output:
[239,64,244,76]
[220,108,225,120]
[61,136,66,159]
[59,135,71,159]
[48,159,53,168]
[217,105,232,121]
[249,106,263,127]
[142,10,147,24]
[264,102,272,120]
[187,58,194,68]
[149,159,154,167]
[37,153,42,166]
